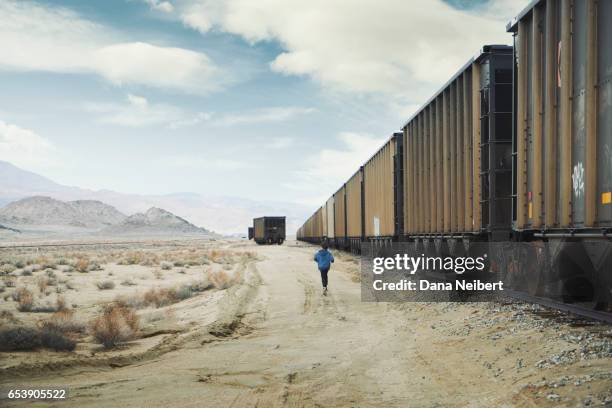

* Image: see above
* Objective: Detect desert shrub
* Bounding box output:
[3,276,16,288]
[0,263,16,274]
[207,270,242,290]
[21,269,32,276]
[143,288,177,308]
[60,265,74,273]
[0,310,19,325]
[39,327,76,351]
[23,264,41,274]
[96,280,115,290]
[90,304,139,349]
[160,261,173,270]
[56,296,67,311]
[57,258,69,266]
[37,277,49,293]
[74,258,90,273]
[0,327,41,351]
[13,260,26,269]
[13,288,34,312]
[35,256,56,270]
[45,269,56,278]
[31,302,58,313]
[0,325,75,352]
[87,261,102,272]
[173,260,184,267]
[119,251,143,265]
[120,279,136,286]
[39,309,85,335]
[119,251,158,266]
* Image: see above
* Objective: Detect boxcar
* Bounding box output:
[253,216,286,245]
[333,184,347,249]
[508,0,612,232]
[403,45,513,241]
[363,135,398,241]
[508,0,612,306]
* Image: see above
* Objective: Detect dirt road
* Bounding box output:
[3,242,611,407]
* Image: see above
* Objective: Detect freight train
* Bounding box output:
[297,0,612,309]
[252,216,286,245]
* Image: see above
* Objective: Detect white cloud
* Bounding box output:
[212,107,315,127]
[142,0,175,13]
[162,155,248,171]
[91,42,218,92]
[84,94,189,127]
[287,132,386,204]
[0,0,218,93]
[175,0,527,99]
[0,120,58,170]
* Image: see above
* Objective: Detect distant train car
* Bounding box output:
[253,216,286,245]
[248,227,254,240]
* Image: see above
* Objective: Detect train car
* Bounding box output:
[346,168,364,253]
[363,134,401,244]
[508,0,612,306]
[248,227,253,240]
[333,184,347,249]
[326,196,335,243]
[402,45,513,261]
[253,216,286,245]
[403,45,513,240]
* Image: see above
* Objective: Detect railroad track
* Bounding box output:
[503,289,612,325]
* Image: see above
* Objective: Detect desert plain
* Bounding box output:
[0,238,611,407]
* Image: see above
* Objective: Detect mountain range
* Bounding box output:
[0,160,309,235]
[0,195,208,236]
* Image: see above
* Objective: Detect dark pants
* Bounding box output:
[319,268,329,288]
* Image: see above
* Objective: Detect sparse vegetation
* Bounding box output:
[160,261,173,270]
[14,287,34,312]
[96,280,115,290]
[0,325,76,352]
[3,276,16,288]
[0,263,16,274]
[39,309,85,335]
[207,269,242,290]
[37,277,49,293]
[90,303,139,349]
[75,258,90,273]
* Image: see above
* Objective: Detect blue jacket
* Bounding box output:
[314,249,334,270]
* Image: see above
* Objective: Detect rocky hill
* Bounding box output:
[0,196,126,228]
[102,207,209,235]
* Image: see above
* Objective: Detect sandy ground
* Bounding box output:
[1,240,611,407]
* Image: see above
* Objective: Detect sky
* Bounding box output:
[0,0,528,211]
